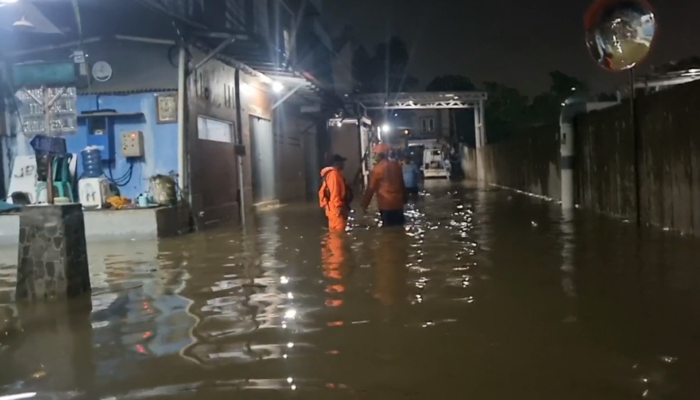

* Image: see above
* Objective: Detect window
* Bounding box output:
[421,117,435,133]
[197,116,233,143]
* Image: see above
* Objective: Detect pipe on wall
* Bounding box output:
[234,68,246,225]
[177,46,188,202]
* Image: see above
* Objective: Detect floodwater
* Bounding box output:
[2,181,700,399]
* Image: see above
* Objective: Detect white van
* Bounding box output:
[422,146,450,179]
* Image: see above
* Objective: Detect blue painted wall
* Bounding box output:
[69,93,179,200]
[4,92,179,201]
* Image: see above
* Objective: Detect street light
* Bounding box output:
[272,81,283,93]
[381,123,390,132]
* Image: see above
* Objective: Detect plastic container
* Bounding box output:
[81,146,103,178]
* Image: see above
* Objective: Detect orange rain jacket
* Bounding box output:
[361,159,407,211]
[319,167,352,232]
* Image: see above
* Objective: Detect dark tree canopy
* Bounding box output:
[351,36,418,93]
[422,70,592,145]
[482,82,530,143]
[426,75,476,92]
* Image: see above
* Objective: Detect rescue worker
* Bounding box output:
[319,154,352,233]
[361,143,407,227]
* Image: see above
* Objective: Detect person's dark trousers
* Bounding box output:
[380,209,405,227]
[406,186,419,201]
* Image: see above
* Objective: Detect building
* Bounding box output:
[0,0,338,242]
[387,109,452,143]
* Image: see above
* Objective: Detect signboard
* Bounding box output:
[12,62,77,88]
[156,93,177,123]
[15,87,78,136]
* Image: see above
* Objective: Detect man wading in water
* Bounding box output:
[361,143,407,227]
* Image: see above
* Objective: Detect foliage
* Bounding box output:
[424,70,592,145]
[426,75,476,92]
[482,82,530,143]
[351,36,418,93]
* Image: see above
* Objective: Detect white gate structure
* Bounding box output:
[348,91,488,182]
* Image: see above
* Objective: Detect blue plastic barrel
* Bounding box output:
[81,147,103,178]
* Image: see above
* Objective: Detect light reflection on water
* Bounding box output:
[1,181,700,398]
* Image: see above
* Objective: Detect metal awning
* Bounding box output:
[0,0,329,109]
[351,91,488,110]
[192,32,325,105]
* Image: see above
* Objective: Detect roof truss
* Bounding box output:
[350,91,488,110]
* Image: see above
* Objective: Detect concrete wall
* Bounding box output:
[575,104,636,219]
[577,80,700,234]
[274,102,310,203]
[479,124,561,200]
[461,146,478,181]
[479,79,700,235]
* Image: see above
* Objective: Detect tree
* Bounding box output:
[426,75,476,92]
[352,36,418,93]
[548,70,589,98]
[527,71,589,127]
[482,82,530,143]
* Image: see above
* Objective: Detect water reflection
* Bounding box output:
[373,229,408,307]
[1,182,700,398]
[1,298,94,397]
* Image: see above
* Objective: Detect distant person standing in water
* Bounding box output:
[361,144,407,227]
[402,155,421,198]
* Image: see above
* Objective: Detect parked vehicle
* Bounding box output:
[422,146,450,179]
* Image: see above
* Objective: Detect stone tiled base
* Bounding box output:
[16,204,90,301]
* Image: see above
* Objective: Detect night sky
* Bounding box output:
[323,0,699,95]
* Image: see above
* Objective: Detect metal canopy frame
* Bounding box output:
[348,91,488,148]
[351,91,487,110]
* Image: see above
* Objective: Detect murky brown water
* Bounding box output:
[2,181,700,399]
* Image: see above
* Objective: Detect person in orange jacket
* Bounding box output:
[361,143,407,227]
[319,154,353,233]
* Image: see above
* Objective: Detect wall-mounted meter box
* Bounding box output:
[85,117,115,161]
[121,131,144,158]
